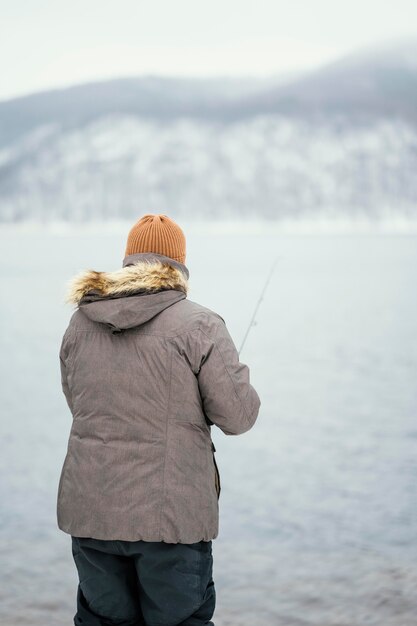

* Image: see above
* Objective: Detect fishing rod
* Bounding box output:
[238,256,279,357]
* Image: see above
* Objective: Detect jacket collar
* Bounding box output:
[122,252,189,279]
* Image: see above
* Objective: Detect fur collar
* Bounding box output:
[65,257,189,305]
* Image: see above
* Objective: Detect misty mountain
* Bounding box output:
[237,38,417,122]
[0,38,416,223]
[0,75,279,147]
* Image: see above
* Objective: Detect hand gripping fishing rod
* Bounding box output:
[238,256,279,357]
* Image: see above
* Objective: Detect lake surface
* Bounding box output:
[0,224,416,626]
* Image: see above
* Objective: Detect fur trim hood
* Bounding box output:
[65,252,189,306]
[64,252,190,332]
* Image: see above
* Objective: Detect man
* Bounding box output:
[57,213,261,626]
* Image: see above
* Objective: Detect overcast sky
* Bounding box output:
[1,0,416,101]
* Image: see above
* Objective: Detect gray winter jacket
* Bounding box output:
[57,252,261,543]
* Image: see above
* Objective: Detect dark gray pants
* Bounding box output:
[71,536,215,626]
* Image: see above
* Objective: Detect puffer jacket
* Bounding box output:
[57,251,261,543]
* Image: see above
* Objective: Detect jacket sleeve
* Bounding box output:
[196,317,261,435]
[59,326,74,415]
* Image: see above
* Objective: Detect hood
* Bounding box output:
[65,252,189,333]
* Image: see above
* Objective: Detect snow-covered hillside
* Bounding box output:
[1,114,416,222]
[0,38,416,224]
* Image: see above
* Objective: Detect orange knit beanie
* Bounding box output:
[124,214,186,264]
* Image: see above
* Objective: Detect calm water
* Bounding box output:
[0,225,416,626]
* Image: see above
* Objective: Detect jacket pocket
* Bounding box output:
[211,442,221,499]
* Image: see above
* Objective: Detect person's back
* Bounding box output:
[57,214,261,626]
